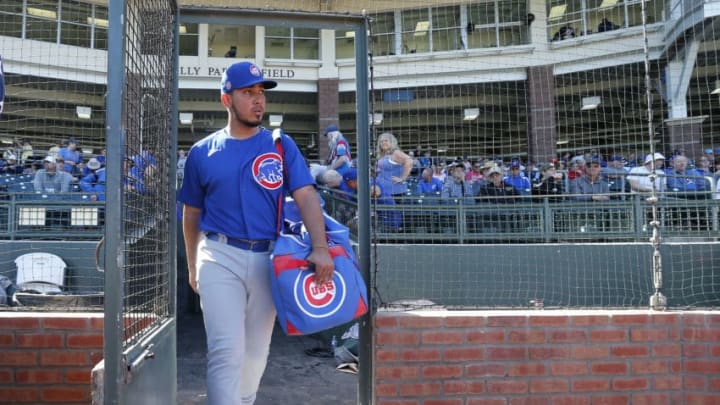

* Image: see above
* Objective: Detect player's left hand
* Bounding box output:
[307,249,335,285]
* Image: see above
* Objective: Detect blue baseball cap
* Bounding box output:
[324,124,339,136]
[221,62,277,94]
[343,169,358,182]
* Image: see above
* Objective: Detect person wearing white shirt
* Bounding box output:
[627,153,666,193]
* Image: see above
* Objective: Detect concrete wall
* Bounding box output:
[374,310,720,404]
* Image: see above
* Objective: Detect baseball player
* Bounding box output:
[324,124,353,176]
[178,61,334,405]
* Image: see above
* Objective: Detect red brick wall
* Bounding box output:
[374,310,720,405]
[0,313,104,404]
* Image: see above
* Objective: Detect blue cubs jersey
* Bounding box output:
[178,127,314,240]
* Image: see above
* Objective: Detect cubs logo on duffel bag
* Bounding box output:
[270,208,368,336]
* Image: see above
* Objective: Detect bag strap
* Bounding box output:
[273,128,287,236]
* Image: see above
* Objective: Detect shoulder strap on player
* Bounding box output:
[272,128,287,235]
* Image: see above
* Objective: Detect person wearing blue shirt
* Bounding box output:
[416,167,443,195]
[57,139,82,174]
[504,161,531,195]
[666,155,709,199]
[177,61,332,405]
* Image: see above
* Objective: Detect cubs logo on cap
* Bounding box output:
[252,152,283,190]
[221,61,277,94]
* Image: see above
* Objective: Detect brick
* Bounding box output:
[529,316,568,327]
[551,397,590,405]
[443,380,485,395]
[377,349,398,362]
[376,332,419,346]
[16,333,63,348]
[683,344,707,358]
[421,331,464,345]
[530,346,568,360]
[16,369,63,384]
[1,317,41,330]
[509,363,546,377]
[467,330,504,344]
[630,329,666,342]
[683,314,707,325]
[685,360,720,374]
[424,400,463,405]
[611,345,648,358]
[444,317,486,328]
[42,318,89,330]
[422,365,463,379]
[632,360,668,374]
[0,333,14,346]
[509,397,553,405]
[571,315,609,326]
[570,346,608,360]
[590,395,630,405]
[64,369,91,384]
[653,376,682,390]
[375,315,399,328]
[376,366,420,380]
[507,330,545,344]
[710,345,720,357]
[0,368,13,383]
[376,383,398,397]
[400,348,441,362]
[467,399,505,405]
[671,360,682,373]
[89,317,104,330]
[612,314,650,325]
[653,344,680,357]
[486,380,528,394]
[466,363,506,377]
[684,393,720,405]
[376,401,417,405]
[66,333,103,349]
[683,328,720,341]
[591,362,628,375]
[630,393,672,405]
[89,350,103,365]
[398,382,441,397]
[709,378,720,390]
[572,378,610,392]
[486,316,527,327]
[590,329,626,342]
[0,351,38,366]
[549,330,586,343]
[684,376,706,390]
[1,387,39,403]
[443,347,484,362]
[550,361,587,376]
[529,379,569,393]
[486,347,526,361]
[612,377,649,391]
[398,316,442,329]
[41,387,89,402]
[651,313,680,325]
[41,351,89,366]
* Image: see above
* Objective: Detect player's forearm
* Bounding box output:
[182,205,202,267]
[292,186,328,251]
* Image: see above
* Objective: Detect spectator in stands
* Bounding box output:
[602,155,628,194]
[371,180,402,232]
[432,163,447,183]
[569,159,610,201]
[58,139,82,174]
[441,163,474,203]
[567,159,585,181]
[20,139,33,164]
[465,160,483,184]
[417,148,432,168]
[597,17,619,32]
[478,165,519,204]
[504,160,531,195]
[79,158,105,201]
[0,155,23,175]
[627,153,666,194]
[33,156,73,193]
[554,25,576,40]
[324,124,353,176]
[666,155,709,198]
[336,169,359,201]
[417,167,443,195]
[375,132,413,203]
[47,142,61,158]
[532,163,563,202]
[695,155,711,178]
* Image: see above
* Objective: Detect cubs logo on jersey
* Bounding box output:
[294,270,346,318]
[252,152,283,190]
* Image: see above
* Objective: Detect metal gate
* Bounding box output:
[103,0,178,403]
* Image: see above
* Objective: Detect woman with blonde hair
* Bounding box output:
[375,132,414,200]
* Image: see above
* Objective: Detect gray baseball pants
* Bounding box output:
[196,237,277,405]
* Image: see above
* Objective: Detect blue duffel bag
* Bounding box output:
[270,199,368,336]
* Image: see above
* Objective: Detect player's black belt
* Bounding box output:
[205,233,271,252]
